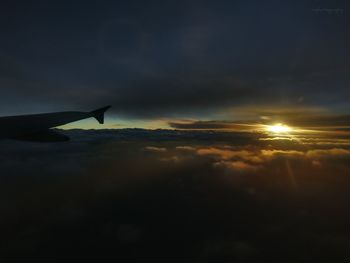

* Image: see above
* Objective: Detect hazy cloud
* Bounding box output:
[143,146,167,153]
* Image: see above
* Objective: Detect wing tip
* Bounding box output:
[91,105,112,124]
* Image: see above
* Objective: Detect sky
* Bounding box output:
[0,0,349,130]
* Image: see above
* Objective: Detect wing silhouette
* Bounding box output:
[0,106,111,142]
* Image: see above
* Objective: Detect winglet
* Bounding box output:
[90,106,111,124]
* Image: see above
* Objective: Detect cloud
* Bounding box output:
[260,137,350,147]
[197,148,264,164]
[196,147,307,162]
[214,160,261,172]
[143,146,167,153]
[261,149,305,158]
[169,120,253,131]
[306,148,350,159]
[283,114,350,130]
[159,156,181,163]
[175,146,197,151]
[1,128,350,261]
[190,145,350,172]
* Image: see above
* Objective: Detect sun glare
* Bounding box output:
[266,123,292,134]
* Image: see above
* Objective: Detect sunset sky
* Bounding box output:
[0,0,349,131]
[1,1,350,262]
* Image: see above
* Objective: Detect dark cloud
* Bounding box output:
[0,1,349,118]
[168,120,250,130]
[93,74,261,118]
[287,114,350,129]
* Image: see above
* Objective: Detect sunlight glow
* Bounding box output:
[266,123,292,134]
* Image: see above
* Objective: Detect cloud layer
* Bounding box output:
[1,129,350,261]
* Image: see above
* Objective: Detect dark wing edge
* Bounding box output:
[90,106,112,124]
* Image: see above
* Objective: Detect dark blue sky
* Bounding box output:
[0,0,349,126]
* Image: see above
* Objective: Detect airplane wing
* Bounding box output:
[0,106,111,142]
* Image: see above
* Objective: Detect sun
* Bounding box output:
[266,123,292,134]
